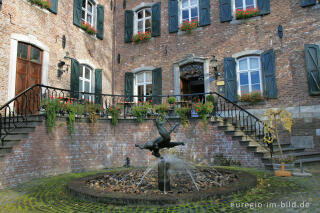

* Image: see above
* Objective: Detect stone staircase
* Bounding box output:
[0,115,44,161]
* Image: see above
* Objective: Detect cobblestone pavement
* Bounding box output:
[0,166,317,213]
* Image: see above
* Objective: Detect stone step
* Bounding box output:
[273,147,305,154]
[0,146,12,154]
[292,152,320,160]
[2,127,35,134]
[1,140,20,147]
[3,133,29,141]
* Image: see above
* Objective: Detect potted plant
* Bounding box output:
[272,155,295,176]
[131,102,150,124]
[235,8,259,20]
[193,101,214,128]
[40,98,62,132]
[107,105,121,126]
[132,32,151,43]
[174,107,190,128]
[179,18,199,32]
[264,108,293,176]
[167,97,176,117]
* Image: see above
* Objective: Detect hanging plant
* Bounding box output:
[64,103,76,135]
[193,101,214,128]
[131,102,151,124]
[175,107,190,128]
[40,98,62,132]
[107,106,121,126]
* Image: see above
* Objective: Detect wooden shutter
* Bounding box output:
[168,0,178,33]
[124,10,134,43]
[124,72,134,102]
[199,0,210,27]
[261,49,278,99]
[152,68,162,104]
[224,58,237,102]
[71,59,80,98]
[300,0,316,7]
[257,0,270,15]
[220,0,232,23]
[304,44,320,95]
[95,69,102,104]
[152,2,161,37]
[73,0,82,27]
[97,5,104,40]
[49,0,58,14]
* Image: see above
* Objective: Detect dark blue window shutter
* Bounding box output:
[97,5,104,40]
[125,72,134,102]
[152,2,161,37]
[220,0,232,23]
[199,0,210,27]
[71,59,80,98]
[257,0,270,15]
[168,0,178,33]
[304,44,320,95]
[124,10,134,43]
[49,0,58,14]
[261,49,278,99]
[300,0,316,7]
[73,0,82,27]
[152,68,162,104]
[95,69,102,104]
[224,58,237,102]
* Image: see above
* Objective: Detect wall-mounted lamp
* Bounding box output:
[57,52,71,77]
[211,56,220,79]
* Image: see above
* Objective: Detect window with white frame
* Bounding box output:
[237,56,262,96]
[136,71,152,102]
[180,0,199,23]
[82,0,97,27]
[136,8,152,34]
[234,0,257,12]
[79,65,93,101]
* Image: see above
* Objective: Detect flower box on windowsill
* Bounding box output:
[235,8,259,20]
[81,21,98,36]
[28,0,51,10]
[179,19,199,33]
[132,32,151,43]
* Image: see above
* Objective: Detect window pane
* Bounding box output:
[30,46,41,63]
[182,10,189,20]
[145,8,151,17]
[145,72,152,82]
[79,80,83,92]
[146,84,152,96]
[235,0,243,9]
[240,72,249,85]
[84,81,90,92]
[17,43,28,59]
[138,10,143,19]
[138,85,144,101]
[85,68,90,80]
[240,85,249,95]
[80,67,83,77]
[182,0,189,8]
[252,84,261,92]
[82,10,85,19]
[87,2,92,12]
[250,58,259,69]
[138,21,143,32]
[82,0,86,8]
[251,71,260,84]
[137,73,144,84]
[190,0,198,6]
[239,59,248,71]
[246,0,254,8]
[87,14,92,24]
[191,7,198,19]
[145,19,151,29]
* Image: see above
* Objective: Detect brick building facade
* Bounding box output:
[0,0,113,105]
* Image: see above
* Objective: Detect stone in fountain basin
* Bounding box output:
[66,167,257,205]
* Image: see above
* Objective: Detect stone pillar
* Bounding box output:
[158,158,170,192]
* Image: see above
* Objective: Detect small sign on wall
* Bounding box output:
[217,81,225,86]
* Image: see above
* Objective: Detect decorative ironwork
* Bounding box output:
[180,63,204,80]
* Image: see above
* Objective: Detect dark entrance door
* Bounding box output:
[180,62,204,101]
[15,42,43,114]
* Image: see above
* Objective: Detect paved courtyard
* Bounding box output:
[0,165,319,213]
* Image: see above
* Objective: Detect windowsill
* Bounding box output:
[312,4,320,10]
[177,27,203,36]
[78,28,98,40]
[132,37,153,44]
[23,0,50,14]
[230,15,261,25]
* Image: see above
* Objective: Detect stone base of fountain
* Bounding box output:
[66,167,257,205]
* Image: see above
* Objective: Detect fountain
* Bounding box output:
[66,114,257,205]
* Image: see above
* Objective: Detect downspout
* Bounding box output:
[112,0,117,95]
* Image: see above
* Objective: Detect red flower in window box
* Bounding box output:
[179,18,199,32]
[235,8,259,20]
[132,32,151,42]
[81,21,98,35]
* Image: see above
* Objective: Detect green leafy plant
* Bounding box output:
[73,103,85,116]
[86,103,101,123]
[154,103,169,117]
[239,91,266,104]
[167,97,177,105]
[235,8,259,19]
[132,32,151,42]
[174,107,190,128]
[179,18,199,32]
[40,98,62,132]
[81,21,97,35]
[193,101,214,128]
[64,103,76,134]
[131,102,151,124]
[107,106,121,126]
[28,0,51,9]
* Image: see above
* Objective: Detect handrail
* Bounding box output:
[0,84,272,157]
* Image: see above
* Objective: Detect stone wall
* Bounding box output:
[0,0,113,105]
[114,0,320,108]
[0,118,264,189]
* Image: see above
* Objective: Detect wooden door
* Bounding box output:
[15,42,42,114]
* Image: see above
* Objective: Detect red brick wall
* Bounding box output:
[114,0,320,108]
[0,118,263,188]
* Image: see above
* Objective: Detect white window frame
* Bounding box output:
[179,0,200,24]
[232,0,257,15]
[79,64,93,101]
[81,0,97,27]
[134,7,152,34]
[236,56,263,96]
[135,71,152,102]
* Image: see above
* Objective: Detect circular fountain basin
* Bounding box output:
[66,167,257,205]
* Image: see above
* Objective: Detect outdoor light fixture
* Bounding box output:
[211,56,220,79]
[57,52,72,77]
[278,25,283,39]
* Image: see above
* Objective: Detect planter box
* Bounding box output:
[272,163,294,171]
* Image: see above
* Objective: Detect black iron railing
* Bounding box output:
[0,84,272,156]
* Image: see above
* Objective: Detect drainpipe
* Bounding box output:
[112,0,117,96]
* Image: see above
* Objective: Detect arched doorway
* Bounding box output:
[180,62,204,95]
